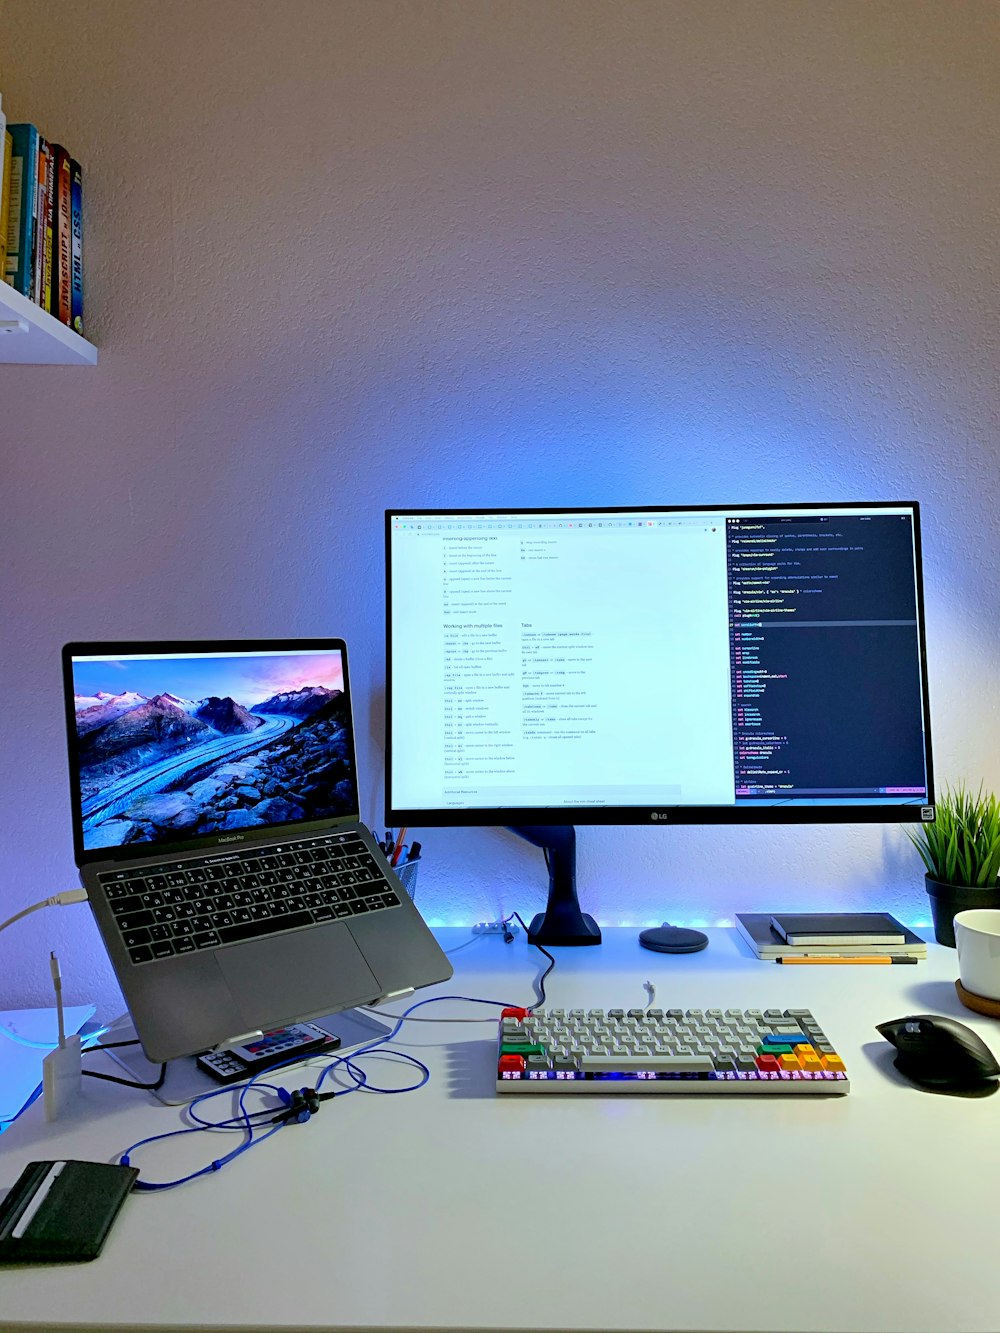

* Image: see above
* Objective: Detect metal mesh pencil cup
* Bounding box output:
[394,859,419,901]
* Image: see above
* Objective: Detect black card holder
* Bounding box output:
[0,1160,138,1263]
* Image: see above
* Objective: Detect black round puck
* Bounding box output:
[638,923,709,954]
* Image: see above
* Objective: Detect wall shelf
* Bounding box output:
[0,280,97,365]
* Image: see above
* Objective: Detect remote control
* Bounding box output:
[196,1023,340,1084]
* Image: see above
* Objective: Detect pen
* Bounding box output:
[776,956,918,965]
[390,827,408,867]
[406,841,422,863]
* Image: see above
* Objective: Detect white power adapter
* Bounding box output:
[0,897,91,1122]
[42,1034,82,1121]
[41,952,82,1121]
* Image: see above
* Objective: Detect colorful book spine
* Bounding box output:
[31,135,48,305]
[0,92,7,283]
[69,158,83,333]
[52,145,72,324]
[0,131,11,284]
[6,124,39,295]
[41,140,55,312]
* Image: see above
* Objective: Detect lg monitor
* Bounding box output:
[385,503,934,945]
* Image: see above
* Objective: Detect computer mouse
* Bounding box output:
[876,1014,1000,1096]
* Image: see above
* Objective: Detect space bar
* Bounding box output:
[580,1054,715,1073]
[217,912,314,944]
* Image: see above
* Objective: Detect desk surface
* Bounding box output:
[1,927,998,1333]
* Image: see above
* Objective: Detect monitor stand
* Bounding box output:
[509,826,601,946]
[104,1008,392,1106]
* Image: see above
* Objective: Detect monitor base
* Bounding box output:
[509,824,602,947]
[527,911,602,948]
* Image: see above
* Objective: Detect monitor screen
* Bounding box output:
[66,644,359,857]
[386,504,934,827]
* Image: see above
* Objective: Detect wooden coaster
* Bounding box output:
[955,979,1000,1018]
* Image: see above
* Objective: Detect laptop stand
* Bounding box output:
[105,1008,393,1106]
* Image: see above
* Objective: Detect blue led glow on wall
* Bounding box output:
[1,3,996,1018]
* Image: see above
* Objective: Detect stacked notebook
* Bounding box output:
[735,912,927,962]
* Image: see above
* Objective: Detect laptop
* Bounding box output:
[62,639,452,1063]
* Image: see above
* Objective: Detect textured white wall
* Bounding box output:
[1,0,997,1017]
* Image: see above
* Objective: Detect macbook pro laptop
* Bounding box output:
[62,639,452,1062]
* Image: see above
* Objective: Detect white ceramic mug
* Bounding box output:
[954,909,1000,1003]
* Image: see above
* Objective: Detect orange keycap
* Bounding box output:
[800,1051,823,1073]
[821,1053,846,1073]
[779,1052,801,1070]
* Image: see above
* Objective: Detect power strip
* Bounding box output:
[472,921,519,936]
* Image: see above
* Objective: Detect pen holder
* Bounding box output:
[393,859,419,901]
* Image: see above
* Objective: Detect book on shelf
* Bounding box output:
[31,135,49,306]
[6,123,40,295]
[69,158,83,333]
[4,121,84,330]
[769,912,906,947]
[0,92,5,280]
[40,138,55,312]
[52,145,72,325]
[735,912,927,960]
[0,130,11,283]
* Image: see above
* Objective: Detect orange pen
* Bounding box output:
[776,955,916,965]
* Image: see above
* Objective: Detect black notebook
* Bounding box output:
[770,913,906,946]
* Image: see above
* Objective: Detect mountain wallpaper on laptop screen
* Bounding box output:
[71,653,357,850]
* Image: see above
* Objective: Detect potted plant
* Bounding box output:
[908,784,1000,947]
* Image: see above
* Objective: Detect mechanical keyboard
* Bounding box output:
[97,831,400,965]
[496,1006,849,1094]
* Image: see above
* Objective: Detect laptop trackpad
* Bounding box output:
[217,926,380,1030]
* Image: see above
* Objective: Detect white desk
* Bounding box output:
[1,927,998,1333]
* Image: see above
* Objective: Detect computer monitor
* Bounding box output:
[385,503,934,945]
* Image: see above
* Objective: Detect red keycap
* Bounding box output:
[756,1053,781,1073]
[498,1054,526,1073]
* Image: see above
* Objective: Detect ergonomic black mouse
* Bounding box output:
[876,1014,1000,1096]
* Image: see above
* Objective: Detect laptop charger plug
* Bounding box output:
[0,888,88,940]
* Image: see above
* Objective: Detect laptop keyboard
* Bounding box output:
[96,832,400,965]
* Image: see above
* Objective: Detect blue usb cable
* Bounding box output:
[120,995,512,1190]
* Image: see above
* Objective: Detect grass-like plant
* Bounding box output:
[908,783,1000,888]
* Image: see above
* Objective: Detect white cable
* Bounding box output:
[49,952,66,1047]
[0,889,88,936]
[444,932,485,956]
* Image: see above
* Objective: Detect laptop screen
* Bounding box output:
[67,645,359,854]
